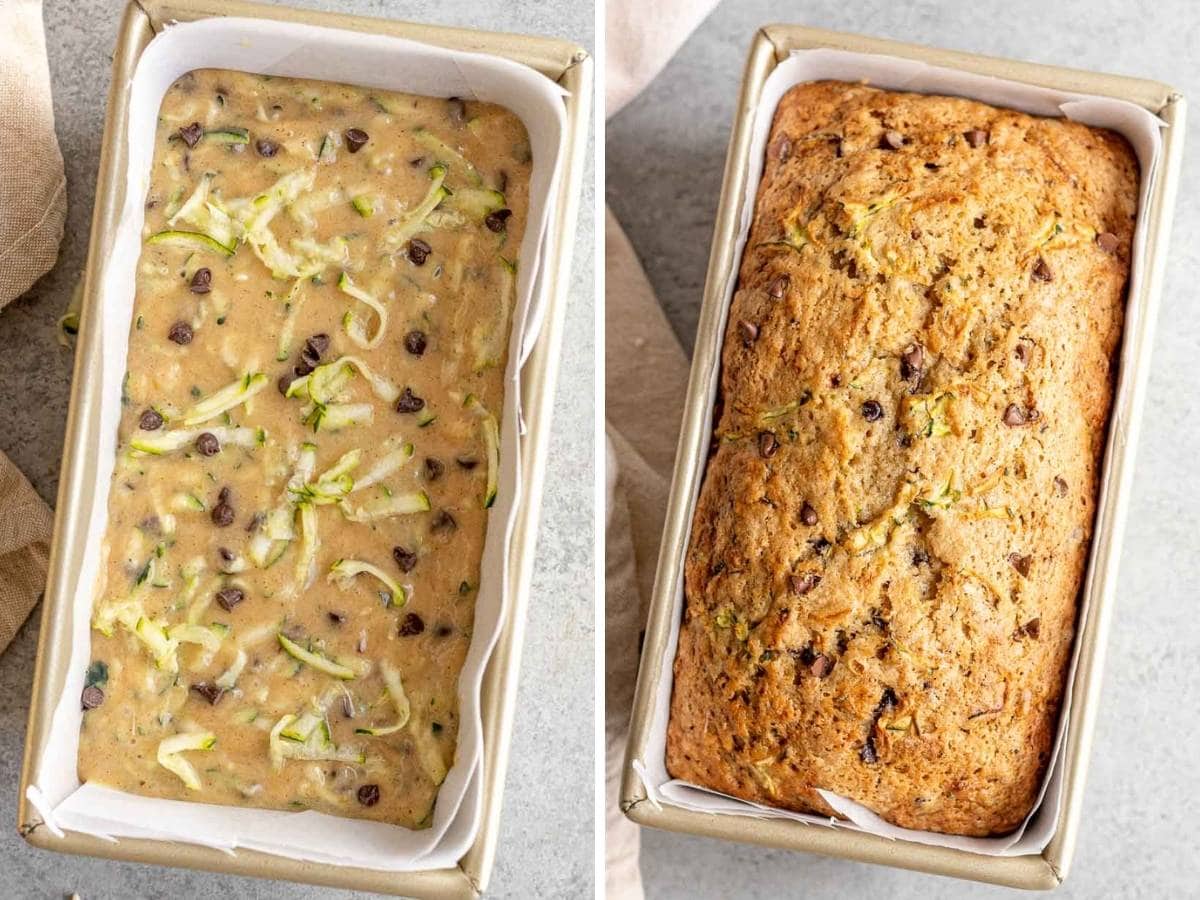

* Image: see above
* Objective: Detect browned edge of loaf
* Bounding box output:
[666,80,1137,837]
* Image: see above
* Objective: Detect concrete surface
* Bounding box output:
[0,0,593,897]
[608,0,1200,897]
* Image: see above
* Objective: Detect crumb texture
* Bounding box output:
[666,80,1137,836]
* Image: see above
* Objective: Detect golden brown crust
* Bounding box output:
[666,81,1137,836]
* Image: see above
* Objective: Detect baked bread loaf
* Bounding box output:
[666,81,1137,836]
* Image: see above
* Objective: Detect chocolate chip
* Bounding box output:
[1054,476,1069,497]
[328,611,346,625]
[484,208,512,233]
[1096,232,1120,254]
[190,682,225,705]
[404,330,427,356]
[1014,341,1030,364]
[446,96,467,125]
[305,332,330,358]
[395,387,425,413]
[800,502,818,526]
[757,431,778,458]
[393,546,418,572]
[910,227,922,240]
[431,510,457,533]
[277,374,296,395]
[737,320,759,346]
[211,502,235,527]
[880,130,905,150]
[425,457,445,481]
[215,586,244,610]
[218,487,231,504]
[255,138,278,157]
[900,344,924,381]
[1007,553,1033,578]
[189,267,212,294]
[1031,257,1054,282]
[860,736,878,764]
[294,361,314,377]
[1023,618,1041,639]
[974,216,986,229]
[768,275,790,298]
[138,409,164,431]
[406,238,431,266]
[963,129,989,148]
[357,784,381,806]
[168,321,194,345]
[344,128,369,152]
[178,122,203,147]
[775,135,792,162]
[434,624,453,638]
[1003,403,1030,427]
[195,432,220,456]
[398,613,425,636]
[790,572,821,595]
[81,685,105,710]
[456,456,478,470]
[810,654,834,678]
[861,400,883,422]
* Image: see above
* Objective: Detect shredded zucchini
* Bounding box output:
[329,558,408,608]
[464,394,500,508]
[354,660,411,736]
[215,647,248,690]
[157,731,217,790]
[339,490,431,522]
[294,502,319,589]
[473,256,516,370]
[277,632,356,679]
[336,272,388,350]
[443,187,505,221]
[382,163,449,251]
[270,712,363,771]
[130,424,263,456]
[354,440,415,490]
[180,373,269,426]
[147,230,235,257]
[412,128,483,186]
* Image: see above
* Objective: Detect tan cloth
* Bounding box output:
[605,2,719,894]
[605,0,722,118]
[0,0,65,653]
[0,461,53,651]
[0,0,67,303]
[604,207,690,900]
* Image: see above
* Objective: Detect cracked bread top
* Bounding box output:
[666,80,1137,836]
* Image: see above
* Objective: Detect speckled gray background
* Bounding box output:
[608,0,1200,897]
[0,0,593,897]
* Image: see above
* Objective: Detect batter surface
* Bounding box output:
[77,68,530,828]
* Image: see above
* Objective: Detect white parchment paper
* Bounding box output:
[634,48,1164,856]
[26,16,568,871]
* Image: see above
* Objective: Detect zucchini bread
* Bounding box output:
[666,81,1137,836]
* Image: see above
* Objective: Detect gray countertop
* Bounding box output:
[0,0,593,897]
[608,0,1200,897]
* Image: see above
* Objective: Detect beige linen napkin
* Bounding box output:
[0,0,67,301]
[0,0,67,653]
[604,208,691,899]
